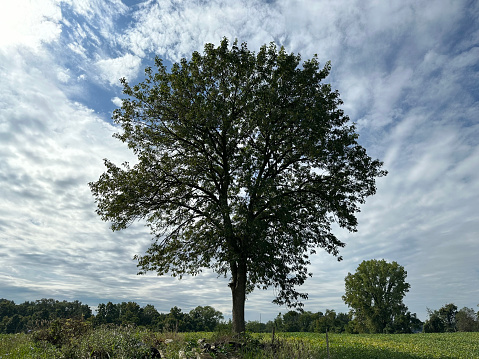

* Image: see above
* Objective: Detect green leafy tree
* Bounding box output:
[189,305,224,331]
[0,299,17,319]
[282,311,301,332]
[439,303,458,332]
[164,306,188,332]
[342,259,411,333]
[389,311,423,333]
[424,308,445,333]
[105,302,120,324]
[456,307,477,332]
[140,304,162,329]
[119,302,141,325]
[424,303,458,333]
[90,38,386,333]
[314,309,350,333]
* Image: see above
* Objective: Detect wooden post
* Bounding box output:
[326,328,330,359]
[271,325,275,345]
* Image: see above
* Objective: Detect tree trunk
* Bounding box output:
[230,260,247,333]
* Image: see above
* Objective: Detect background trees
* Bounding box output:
[456,307,478,332]
[189,306,224,332]
[2,297,478,334]
[424,304,479,333]
[0,298,92,334]
[89,38,386,333]
[342,259,413,333]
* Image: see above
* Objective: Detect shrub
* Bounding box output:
[32,317,92,347]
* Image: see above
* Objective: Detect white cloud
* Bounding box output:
[0,0,62,50]
[96,53,142,86]
[0,46,146,307]
[111,96,123,107]
[120,0,284,61]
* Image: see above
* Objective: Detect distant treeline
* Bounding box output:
[0,298,92,334]
[0,298,222,334]
[1,298,477,335]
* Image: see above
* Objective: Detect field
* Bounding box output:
[1,330,478,358]
[272,332,479,358]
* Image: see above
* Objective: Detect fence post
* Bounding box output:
[271,325,275,345]
[326,328,330,359]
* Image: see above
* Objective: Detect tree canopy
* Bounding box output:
[89,38,387,333]
[343,259,412,333]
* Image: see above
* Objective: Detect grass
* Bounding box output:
[1,329,478,358]
[268,332,479,359]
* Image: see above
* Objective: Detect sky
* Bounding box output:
[0,0,478,323]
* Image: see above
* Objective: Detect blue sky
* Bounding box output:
[0,0,478,323]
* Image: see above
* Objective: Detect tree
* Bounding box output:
[424,303,459,333]
[140,304,161,328]
[118,301,141,325]
[90,38,386,333]
[390,311,423,333]
[189,305,224,331]
[342,259,410,333]
[438,303,458,332]
[314,309,350,333]
[423,310,445,333]
[456,307,477,332]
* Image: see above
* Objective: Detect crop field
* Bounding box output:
[1,330,478,358]
[269,332,479,359]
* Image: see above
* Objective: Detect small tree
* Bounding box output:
[342,259,410,333]
[90,38,386,333]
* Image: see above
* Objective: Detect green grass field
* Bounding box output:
[270,332,479,359]
[1,330,478,358]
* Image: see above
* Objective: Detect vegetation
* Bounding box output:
[0,298,92,334]
[1,296,479,358]
[424,303,479,333]
[4,297,479,336]
[275,332,479,358]
[0,299,224,334]
[343,259,419,333]
[1,329,479,358]
[89,38,386,332]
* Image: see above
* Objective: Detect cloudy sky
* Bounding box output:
[1,0,478,323]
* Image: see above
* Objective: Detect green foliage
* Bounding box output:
[342,259,414,333]
[92,301,225,332]
[67,326,153,359]
[32,317,92,347]
[423,311,445,333]
[90,37,386,332]
[0,333,62,358]
[245,310,350,333]
[189,305,224,331]
[0,298,92,334]
[439,303,458,332]
[456,307,478,332]
[424,303,479,333]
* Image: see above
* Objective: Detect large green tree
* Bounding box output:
[343,259,411,333]
[89,39,386,333]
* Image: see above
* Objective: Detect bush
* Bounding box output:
[67,325,154,358]
[32,317,92,347]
